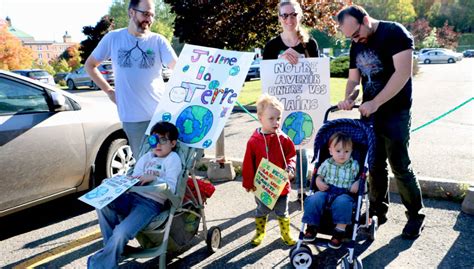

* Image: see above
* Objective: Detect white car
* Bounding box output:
[418,49,461,64]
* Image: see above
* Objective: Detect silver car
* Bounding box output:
[66,61,115,90]
[0,70,134,217]
[419,49,461,64]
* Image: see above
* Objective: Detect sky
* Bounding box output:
[0,0,115,43]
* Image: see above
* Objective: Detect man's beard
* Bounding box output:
[134,18,151,33]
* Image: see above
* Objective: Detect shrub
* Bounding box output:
[330,56,350,78]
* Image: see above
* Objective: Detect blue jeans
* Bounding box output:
[122,121,150,159]
[295,149,308,192]
[302,191,354,226]
[88,192,162,269]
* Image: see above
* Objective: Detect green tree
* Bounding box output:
[51,58,72,73]
[108,0,175,41]
[165,0,348,51]
[79,15,115,64]
[387,0,416,25]
[355,0,416,25]
[421,28,439,48]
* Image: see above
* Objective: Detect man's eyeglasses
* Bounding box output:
[148,134,170,148]
[133,8,155,18]
[349,23,362,41]
[279,12,298,20]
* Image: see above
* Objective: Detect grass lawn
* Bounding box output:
[237,77,347,106]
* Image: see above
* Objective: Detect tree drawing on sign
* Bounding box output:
[118,41,155,69]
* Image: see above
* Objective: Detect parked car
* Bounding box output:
[0,70,134,217]
[11,69,55,86]
[65,61,114,90]
[463,49,474,58]
[54,72,69,84]
[418,49,461,64]
[246,58,261,81]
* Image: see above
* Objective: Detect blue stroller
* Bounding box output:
[289,106,377,269]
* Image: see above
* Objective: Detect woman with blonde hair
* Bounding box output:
[255,0,320,247]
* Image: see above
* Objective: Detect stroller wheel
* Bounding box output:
[290,245,313,268]
[206,226,222,253]
[369,216,378,241]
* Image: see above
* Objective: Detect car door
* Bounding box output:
[0,75,86,215]
[76,67,89,87]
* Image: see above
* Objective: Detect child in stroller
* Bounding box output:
[302,131,360,249]
[289,106,377,269]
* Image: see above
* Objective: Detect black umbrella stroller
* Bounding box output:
[290,106,378,269]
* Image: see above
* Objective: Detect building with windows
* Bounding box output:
[2,17,78,64]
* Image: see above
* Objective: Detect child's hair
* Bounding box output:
[256,94,284,116]
[150,121,179,141]
[328,132,353,149]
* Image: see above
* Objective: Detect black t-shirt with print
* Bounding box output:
[349,21,414,115]
[263,35,319,60]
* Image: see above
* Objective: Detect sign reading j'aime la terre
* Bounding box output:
[261,58,330,149]
[148,44,254,149]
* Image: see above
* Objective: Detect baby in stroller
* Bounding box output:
[289,107,377,268]
[302,131,359,249]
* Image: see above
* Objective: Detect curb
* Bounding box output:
[198,156,471,202]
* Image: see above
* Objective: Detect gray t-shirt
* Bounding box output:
[92,28,177,122]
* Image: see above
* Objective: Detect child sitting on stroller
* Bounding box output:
[301,131,360,249]
[88,121,182,268]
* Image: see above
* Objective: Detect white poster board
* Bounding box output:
[147,44,255,149]
[261,58,331,149]
[78,176,139,210]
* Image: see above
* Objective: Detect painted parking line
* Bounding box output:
[13,230,101,269]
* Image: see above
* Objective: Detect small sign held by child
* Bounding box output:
[254,158,288,210]
[78,175,139,210]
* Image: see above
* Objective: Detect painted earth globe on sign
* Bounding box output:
[282,111,313,146]
[176,105,214,144]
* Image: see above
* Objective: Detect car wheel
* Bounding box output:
[105,138,135,178]
[423,59,431,64]
[67,79,76,90]
[447,58,455,63]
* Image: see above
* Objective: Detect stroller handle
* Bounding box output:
[324,105,360,123]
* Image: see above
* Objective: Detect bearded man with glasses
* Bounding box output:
[85,0,177,160]
[336,5,425,240]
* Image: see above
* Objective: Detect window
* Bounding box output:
[0,77,50,114]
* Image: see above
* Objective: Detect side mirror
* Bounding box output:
[51,92,67,111]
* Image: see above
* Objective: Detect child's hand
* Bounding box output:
[287,169,295,182]
[350,180,359,193]
[138,174,156,186]
[316,177,329,191]
[245,186,257,192]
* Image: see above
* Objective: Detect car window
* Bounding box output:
[28,71,49,77]
[0,77,50,115]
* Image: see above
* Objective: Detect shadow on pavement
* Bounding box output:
[362,235,414,268]
[0,192,94,241]
[438,212,474,268]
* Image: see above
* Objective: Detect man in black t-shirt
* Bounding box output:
[336,5,425,239]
